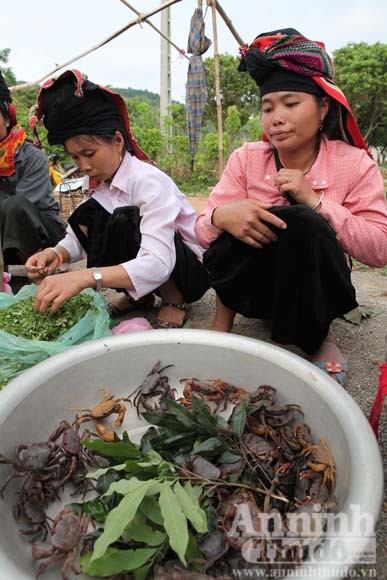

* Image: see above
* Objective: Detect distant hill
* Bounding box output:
[113,87,160,107]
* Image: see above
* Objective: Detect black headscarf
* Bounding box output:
[31,69,149,160]
[40,74,126,146]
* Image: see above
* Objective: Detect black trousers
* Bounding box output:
[0,196,66,264]
[68,198,209,303]
[203,205,358,354]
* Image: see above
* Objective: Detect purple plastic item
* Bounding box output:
[111,317,153,335]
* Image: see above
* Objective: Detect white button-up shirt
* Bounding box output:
[59,153,204,300]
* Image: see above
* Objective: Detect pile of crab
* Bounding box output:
[0,361,337,579]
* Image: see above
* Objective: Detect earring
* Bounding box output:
[319,121,324,132]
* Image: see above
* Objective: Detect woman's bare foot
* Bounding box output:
[107,293,154,316]
[154,279,188,327]
[310,327,348,385]
[210,297,236,332]
[156,303,188,326]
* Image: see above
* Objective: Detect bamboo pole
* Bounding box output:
[215,1,244,46]
[10,0,183,92]
[118,0,188,59]
[208,0,223,176]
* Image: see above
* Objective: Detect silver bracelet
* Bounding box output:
[311,192,324,211]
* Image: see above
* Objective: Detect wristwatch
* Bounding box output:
[91,267,103,292]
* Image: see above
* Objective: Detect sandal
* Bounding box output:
[313,361,348,387]
[152,302,190,329]
[107,293,155,318]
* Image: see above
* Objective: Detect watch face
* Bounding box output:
[92,268,103,290]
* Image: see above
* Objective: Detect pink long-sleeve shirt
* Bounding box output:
[195,136,387,267]
[59,153,204,300]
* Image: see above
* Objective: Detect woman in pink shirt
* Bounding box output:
[196,28,387,386]
[25,70,208,328]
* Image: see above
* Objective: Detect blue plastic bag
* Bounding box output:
[0,285,111,388]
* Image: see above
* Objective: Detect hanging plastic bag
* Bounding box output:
[0,284,111,388]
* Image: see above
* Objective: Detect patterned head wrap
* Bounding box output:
[29,69,149,161]
[239,28,369,153]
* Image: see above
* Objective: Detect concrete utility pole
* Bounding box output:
[160,4,172,150]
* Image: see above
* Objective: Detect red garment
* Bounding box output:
[0,124,26,176]
[369,363,387,440]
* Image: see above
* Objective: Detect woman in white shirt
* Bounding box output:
[25,70,208,328]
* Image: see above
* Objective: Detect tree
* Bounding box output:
[0,48,16,86]
[204,54,260,127]
[333,42,387,150]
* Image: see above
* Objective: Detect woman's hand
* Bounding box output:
[212,199,287,248]
[276,168,321,207]
[34,269,93,314]
[25,250,58,282]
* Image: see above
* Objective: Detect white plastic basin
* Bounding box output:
[0,329,382,579]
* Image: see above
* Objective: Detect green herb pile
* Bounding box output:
[0,294,94,341]
[75,396,291,578]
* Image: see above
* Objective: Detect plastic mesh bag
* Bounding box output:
[0,285,111,388]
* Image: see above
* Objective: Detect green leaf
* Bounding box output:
[159,482,189,565]
[190,395,217,433]
[193,437,227,457]
[163,398,200,429]
[217,450,242,464]
[82,439,140,459]
[107,478,161,500]
[81,547,157,576]
[86,463,127,480]
[173,481,207,533]
[215,414,229,430]
[230,403,247,438]
[141,411,190,432]
[125,521,166,546]
[72,498,109,523]
[342,305,382,324]
[91,479,157,561]
[133,561,154,580]
[183,481,202,502]
[139,496,164,526]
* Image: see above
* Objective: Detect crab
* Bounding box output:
[14,494,51,542]
[128,361,175,415]
[179,377,244,412]
[48,421,105,491]
[301,437,336,490]
[72,387,130,442]
[0,442,59,497]
[31,507,90,579]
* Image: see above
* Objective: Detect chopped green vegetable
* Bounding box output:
[0,294,94,341]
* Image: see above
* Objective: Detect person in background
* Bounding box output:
[25,70,208,328]
[0,71,65,269]
[195,28,387,386]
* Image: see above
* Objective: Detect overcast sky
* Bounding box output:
[2,0,386,102]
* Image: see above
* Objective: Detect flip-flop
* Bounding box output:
[106,293,155,318]
[152,302,190,329]
[313,361,349,386]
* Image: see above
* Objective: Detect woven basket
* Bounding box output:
[54,185,84,223]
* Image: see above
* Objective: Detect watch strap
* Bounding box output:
[91,267,103,292]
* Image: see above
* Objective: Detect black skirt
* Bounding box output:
[203,205,358,354]
[0,196,66,264]
[68,197,209,303]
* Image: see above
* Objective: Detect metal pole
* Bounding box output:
[160,4,172,152]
